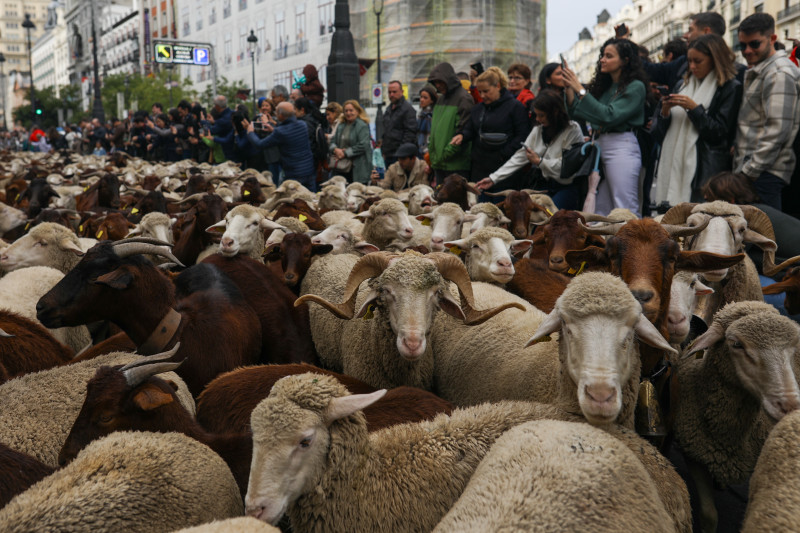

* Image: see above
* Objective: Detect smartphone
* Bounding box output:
[656,85,670,97]
[521,142,533,153]
[559,53,567,70]
[615,23,628,38]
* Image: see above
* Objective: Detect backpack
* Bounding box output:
[312,123,329,162]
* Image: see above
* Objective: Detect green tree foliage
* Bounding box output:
[101,70,196,118]
[13,85,83,129]
[200,76,251,113]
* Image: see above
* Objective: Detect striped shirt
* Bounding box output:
[734,50,800,183]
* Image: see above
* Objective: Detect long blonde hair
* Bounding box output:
[686,34,736,86]
[343,100,370,123]
[476,66,508,89]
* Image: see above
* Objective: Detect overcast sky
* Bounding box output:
[547,0,633,59]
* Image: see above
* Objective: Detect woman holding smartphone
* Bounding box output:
[561,38,648,215]
[653,34,741,204]
[476,90,584,209]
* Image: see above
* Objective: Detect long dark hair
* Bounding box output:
[587,38,648,98]
[533,89,569,144]
[537,63,561,92]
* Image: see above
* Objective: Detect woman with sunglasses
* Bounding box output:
[653,34,742,205]
[561,38,648,216]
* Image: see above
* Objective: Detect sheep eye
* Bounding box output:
[98,414,114,424]
[731,340,743,349]
[690,281,696,288]
[299,438,311,448]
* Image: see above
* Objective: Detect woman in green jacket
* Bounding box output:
[562,38,648,216]
[329,100,374,184]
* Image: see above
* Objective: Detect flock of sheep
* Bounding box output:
[0,149,799,532]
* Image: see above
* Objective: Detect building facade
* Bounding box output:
[563,5,637,83]
[31,1,70,97]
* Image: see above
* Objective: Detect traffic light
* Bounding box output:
[34,99,43,116]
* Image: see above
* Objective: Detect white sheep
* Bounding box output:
[264,216,310,246]
[415,202,476,252]
[127,212,175,244]
[0,266,91,354]
[0,222,84,274]
[244,373,547,530]
[318,183,348,211]
[0,349,194,467]
[740,410,800,533]
[0,201,26,237]
[674,301,800,488]
[310,224,378,255]
[297,251,523,389]
[466,202,510,234]
[667,271,713,345]
[205,204,287,261]
[356,198,416,250]
[404,184,436,215]
[173,517,281,533]
[0,431,243,532]
[345,182,369,211]
[444,227,531,284]
[433,420,677,533]
[320,209,365,236]
[261,180,315,211]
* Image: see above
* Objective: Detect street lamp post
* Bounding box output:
[326,0,359,104]
[0,53,6,131]
[372,0,384,141]
[90,0,105,122]
[22,14,36,126]
[124,75,130,117]
[247,30,258,118]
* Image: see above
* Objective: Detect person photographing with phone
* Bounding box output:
[475,90,584,209]
[652,33,742,205]
[560,38,647,216]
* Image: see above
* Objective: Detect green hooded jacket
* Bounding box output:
[427,63,474,172]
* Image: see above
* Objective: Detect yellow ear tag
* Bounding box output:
[545,208,554,216]
[243,190,251,196]
[694,349,705,360]
[449,245,462,256]
[96,230,104,238]
[363,304,375,320]
[567,261,587,276]
[83,186,89,192]
[79,224,84,232]
[131,208,139,214]
[420,218,431,226]
[24,222,30,231]
[298,214,308,222]
[529,335,552,345]
[15,193,20,202]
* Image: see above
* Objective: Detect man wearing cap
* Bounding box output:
[371,142,430,191]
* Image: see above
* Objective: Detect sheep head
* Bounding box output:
[246,373,386,525]
[527,272,676,426]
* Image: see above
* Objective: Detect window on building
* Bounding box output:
[224,32,232,64]
[239,26,247,61]
[209,3,216,25]
[239,0,247,11]
[318,0,333,35]
[296,4,306,51]
[182,6,190,35]
[5,22,18,29]
[274,70,292,88]
[223,0,231,18]
[275,11,286,57]
[196,0,203,30]
[257,19,266,49]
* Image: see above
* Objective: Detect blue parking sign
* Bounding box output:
[193,48,210,65]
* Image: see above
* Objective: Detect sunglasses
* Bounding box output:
[738,39,764,51]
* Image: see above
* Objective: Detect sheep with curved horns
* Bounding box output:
[675,301,800,487]
[310,224,378,256]
[761,257,800,314]
[356,198,416,250]
[0,348,194,467]
[415,202,478,252]
[741,409,800,533]
[444,227,531,284]
[433,420,678,533]
[0,222,84,274]
[205,204,288,261]
[297,251,523,389]
[661,202,781,323]
[126,212,176,265]
[0,431,243,532]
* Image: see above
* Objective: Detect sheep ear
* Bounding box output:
[695,279,714,295]
[499,215,511,224]
[325,389,387,423]
[463,213,479,223]
[526,308,561,347]
[510,239,533,254]
[438,290,466,321]
[684,322,725,359]
[633,314,677,355]
[355,210,372,221]
[205,219,227,234]
[354,290,380,319]
[742,229,777,252]
[133,383,175,411]
[59,238,85,256]
[312,244,334,257]
[354,242,379,255]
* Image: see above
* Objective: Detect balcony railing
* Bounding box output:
[778,3,800,21]
[274,39,308,60]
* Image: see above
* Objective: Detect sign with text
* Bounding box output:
[154,42,211,66]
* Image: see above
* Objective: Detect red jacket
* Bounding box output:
[515,88,535,106]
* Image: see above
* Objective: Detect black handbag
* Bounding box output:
[560,141,596,183]
[478,108,509,146]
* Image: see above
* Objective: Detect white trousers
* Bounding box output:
[595,132,642,217]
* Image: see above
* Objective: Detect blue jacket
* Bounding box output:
[247,116,314,178]
[210,107,236,161]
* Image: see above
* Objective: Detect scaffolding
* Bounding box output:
[351,0,545,103]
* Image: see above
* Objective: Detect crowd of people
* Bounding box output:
[10,12,800,220]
